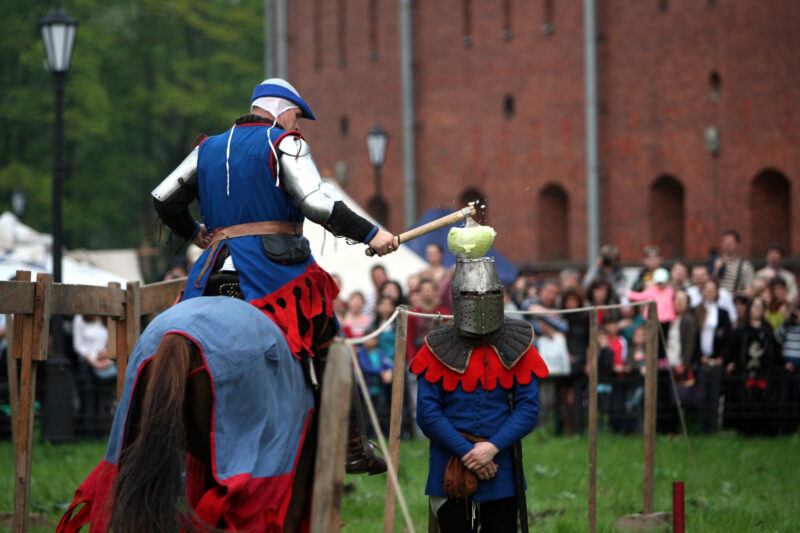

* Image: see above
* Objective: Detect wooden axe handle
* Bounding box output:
[365,205,476,256]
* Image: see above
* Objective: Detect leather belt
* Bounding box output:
[459,431,487,444]
[195,221,301,288]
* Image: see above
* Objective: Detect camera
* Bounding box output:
[601,256,613,267]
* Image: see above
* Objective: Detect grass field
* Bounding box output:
[1,429,798,532]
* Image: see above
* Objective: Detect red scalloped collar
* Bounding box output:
[410,343,549,392]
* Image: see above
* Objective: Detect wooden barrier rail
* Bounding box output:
[3,273,184,533]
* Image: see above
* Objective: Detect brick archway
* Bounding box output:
[648,175,684,259]
[537,184,569,261]
[751,169,791,257]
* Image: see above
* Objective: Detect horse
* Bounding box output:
[57,296,317,533]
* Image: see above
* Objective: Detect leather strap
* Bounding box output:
[208,220,300,246]
[459,431,487,444]
[195,221,302,288]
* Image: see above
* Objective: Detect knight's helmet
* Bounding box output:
[451,257,505,335]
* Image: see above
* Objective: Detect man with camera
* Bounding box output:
[582,244,627,295]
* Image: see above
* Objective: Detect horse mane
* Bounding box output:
[109,333,191,533]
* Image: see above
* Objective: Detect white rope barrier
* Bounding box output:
[344,307,401,345]
[345,299,656,334]
[506,299,653,315]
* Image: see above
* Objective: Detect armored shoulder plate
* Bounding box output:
[151,146,199,201]
[277,135,341,223]
[424,317,534,373]
[488,318,535,369]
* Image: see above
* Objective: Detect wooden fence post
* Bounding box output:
[6,313,18,452]
[121,281,141,395]
[384,306,409,533]
[106,282,128,400]
[588,308,599,533]
[643,301,659,514]
[310,338,353,533]
[0,273,174,533]
[13,273,52,533]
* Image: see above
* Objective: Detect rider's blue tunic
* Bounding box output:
[182,121,340,359]
[184,122,311,301]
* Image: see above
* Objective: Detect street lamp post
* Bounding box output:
[39,6,77,442]
[365,125,388,226]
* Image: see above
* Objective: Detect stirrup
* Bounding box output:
[345,440,387,475]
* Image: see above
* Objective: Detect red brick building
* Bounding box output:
[285,1,800,266]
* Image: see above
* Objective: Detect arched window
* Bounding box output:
[503,95,515,120]
[709,70,721,101]
[460,187,488,225]
[648,175,684,259]
[537,184,569,261]
[751,169,791,257]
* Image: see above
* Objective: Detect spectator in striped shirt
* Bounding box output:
[711,230,755,296]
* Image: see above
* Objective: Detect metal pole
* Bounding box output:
[399,0,416,229]
[583,0,600,267]
[374,165,382,198]
[264,0,274,77]
[275,0,287,79]
[41,70,75,442]
[52,72,64,287]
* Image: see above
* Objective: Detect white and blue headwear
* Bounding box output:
[250,78,316,120]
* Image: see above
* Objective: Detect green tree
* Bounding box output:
[0,0,264,268]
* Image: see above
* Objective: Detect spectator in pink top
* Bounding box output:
[627,267,676,324]
[628,267,676,363]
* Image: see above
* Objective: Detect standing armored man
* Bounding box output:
[411,257,549,532]
[152,78,397,474]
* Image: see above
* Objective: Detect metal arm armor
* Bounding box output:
[277,135,342,223]
[151,146,199,202]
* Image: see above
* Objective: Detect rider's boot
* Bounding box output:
[345,386,387,475]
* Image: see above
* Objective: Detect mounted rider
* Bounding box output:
[152,78,397,475]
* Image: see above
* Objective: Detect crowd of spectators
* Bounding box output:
[4,231,792,440]
[337,233,800,439]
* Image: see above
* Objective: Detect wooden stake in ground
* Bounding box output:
[643,300,659,514]
[310,338,353,533]
[587,308,599,533]
[13,273,52,533]
[612,300,670,531]
[383,307,409,533]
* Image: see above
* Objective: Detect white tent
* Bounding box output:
[302,180,428,299]
[0,212,135,287]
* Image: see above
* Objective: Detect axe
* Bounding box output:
[365,205,477,257]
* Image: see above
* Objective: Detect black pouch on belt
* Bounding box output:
[261,234,311,265]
